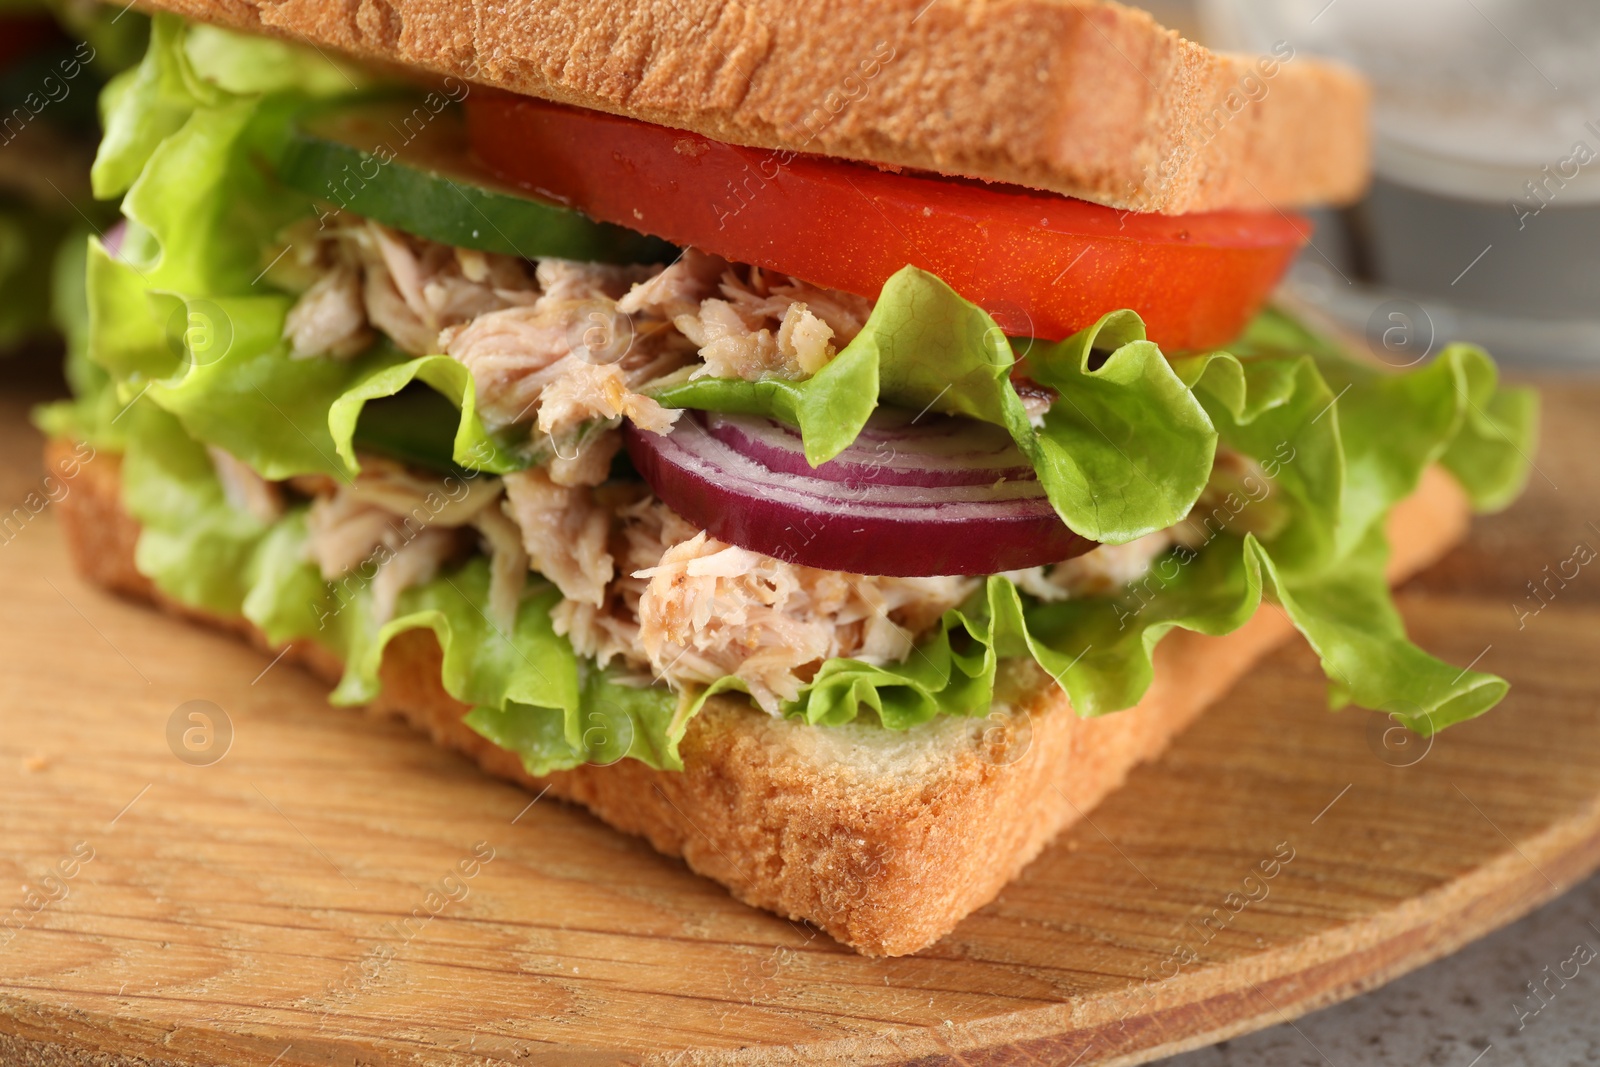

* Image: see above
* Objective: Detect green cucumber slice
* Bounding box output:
[278,97,676,264]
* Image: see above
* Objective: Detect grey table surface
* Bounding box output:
[1155,871,1600,1066]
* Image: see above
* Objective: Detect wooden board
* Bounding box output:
[2,359,1598,1067]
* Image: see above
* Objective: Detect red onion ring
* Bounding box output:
[624,410,1092,577]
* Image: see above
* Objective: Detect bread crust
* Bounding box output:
[50,440,1468,955]
[138,0,1368,213]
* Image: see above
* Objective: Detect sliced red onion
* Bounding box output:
[702,409,1036,488]
[624,410,1091,577]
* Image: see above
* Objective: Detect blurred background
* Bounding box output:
[0,0,146,359]
[1148,0,1600,371]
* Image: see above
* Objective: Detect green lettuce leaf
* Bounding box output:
[121,403,274,616]
[464,669,682,774]
[93,14,220,201]
[1261,524,1506,730]
[1442,377,1538,513]
[1021,308,1219,542]
[1311,339,1538,521]
[786,522,1502,741]
[149,307,405,481]
[33,234,127,449]
[94,13,356,201]
[1175,350,1344,577]
[327,355,528,475]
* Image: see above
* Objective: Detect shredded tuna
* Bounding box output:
[535,360,681,439]
[283,230,875,446]
[550,493,695,669]
[502,468,615,607]
[303,456,519,625]
[672,266,871,381]
[633,532,976,714]
[715,267,873,342]
[776,303,836,376]
[341,457,503,527]
[615,248,727,319]
[360,261,437,355]
[368,527,460,625]
[207,446,285,525]
[306,491,398,581]
[441,302,590,426]
[673,299,784,380]
[471,504,531,631]
[361,223,538,354]
[281,219,539,358]
[283,263,371,359]
[536,257,655,302]
[442,295,690,440]
[547,427,623,489]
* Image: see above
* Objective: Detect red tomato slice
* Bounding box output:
[466,92,1309,349]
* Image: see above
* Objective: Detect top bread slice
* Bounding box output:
[50,438,1469,955]
[144,0,1369,214]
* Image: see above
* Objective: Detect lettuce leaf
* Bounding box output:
[33,234,126,449]
[93,15,221,201]
[1317,339,1538,526]
[326,355,528,475]
[463,669,682,773]
[1176,348,1343,577]
[1262,524,1506,729]
[654,267,1217,544]
[94,14,356,201]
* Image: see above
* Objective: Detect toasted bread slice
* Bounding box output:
[49,439,1468,955]
[144,0,1368,214]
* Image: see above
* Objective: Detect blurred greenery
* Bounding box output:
[0,0,146,352]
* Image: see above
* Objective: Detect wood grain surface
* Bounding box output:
[2,355,1597,1067]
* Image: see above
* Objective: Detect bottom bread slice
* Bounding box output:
[49,439,1472,956]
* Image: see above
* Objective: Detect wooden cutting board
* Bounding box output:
[2,360,1598,1067]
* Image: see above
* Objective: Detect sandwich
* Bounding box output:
[38,2,1537,957]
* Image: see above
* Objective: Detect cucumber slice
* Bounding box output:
[278,98,676,264]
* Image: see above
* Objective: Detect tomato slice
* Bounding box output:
[466,92,1308,348]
